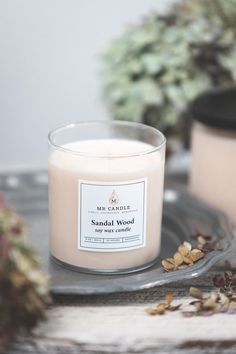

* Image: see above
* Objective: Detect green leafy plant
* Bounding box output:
[0,194,50,351]
[101,0,236,148]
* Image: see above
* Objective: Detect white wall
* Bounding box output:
[0,0,175,168]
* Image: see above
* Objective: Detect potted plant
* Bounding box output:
[101,0,236,154]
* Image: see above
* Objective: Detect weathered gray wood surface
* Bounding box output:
[2,171,236,353]
[7,263,236,354]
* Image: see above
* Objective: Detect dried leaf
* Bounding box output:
[189,300,201,305]
[197,235,207,245]
[156,303,166,315]
[162,240,206,272]
[178,243,190,256]
[183,241,192,251]
[190,287,203,299]
[147,269,236,318]
[168,304,181,311]
[183,256,193,265]
[146,308,159,316]
[162,258,175,271]
[202,297,219,311]
[146,291,181,316]
[173,252,184,266]
[213,274,226,287]
[219,293,230,307]
[229,301,236,311]
[165,291,173,305]
[190,249,205,262]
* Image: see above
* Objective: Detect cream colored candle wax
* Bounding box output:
[48,122,166,273]
[190,88,236,227]
[190,122,236,225]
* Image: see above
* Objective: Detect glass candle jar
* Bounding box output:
[190,88,236,226]
[48,121,166,274]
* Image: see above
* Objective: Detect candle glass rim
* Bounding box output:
[48,120,166,158]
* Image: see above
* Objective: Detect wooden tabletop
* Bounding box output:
[3,170,236,354]
[8,260,236,354]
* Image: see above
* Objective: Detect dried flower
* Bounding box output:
[147,270,236,318]
[184,282,236,317]
[0,197,51,352]
[195,232,222,252]
[146,292,181,316]
[161,258,176,271]
[165,291,173,306]
[190,286,203,300]
[178,242,191,256]
[173,251,184,266]
[162,242,205,271]
[213,271,236,298]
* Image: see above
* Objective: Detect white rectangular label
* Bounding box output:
[78,179,147,252]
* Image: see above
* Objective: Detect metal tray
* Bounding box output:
[1,171,234,295]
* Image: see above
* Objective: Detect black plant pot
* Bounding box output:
[190,86,236,134]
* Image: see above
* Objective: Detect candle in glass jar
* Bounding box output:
[190,88,236,227]
[48,122,166,273]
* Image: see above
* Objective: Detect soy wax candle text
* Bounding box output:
[48,121,166,274]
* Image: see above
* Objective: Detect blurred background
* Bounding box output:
[0,0,235,168]
[0,0,177,168]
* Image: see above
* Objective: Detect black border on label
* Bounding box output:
[79,181,146,250]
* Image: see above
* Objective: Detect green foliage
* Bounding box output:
[101,0,236,141]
